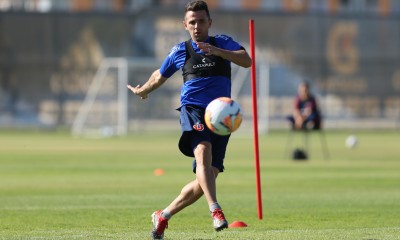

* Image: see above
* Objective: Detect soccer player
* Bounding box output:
[127,1,251,239]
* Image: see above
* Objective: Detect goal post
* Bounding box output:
[71,57,128,137]
[71,57,164,137]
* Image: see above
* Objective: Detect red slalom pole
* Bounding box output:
[249,19,263,220]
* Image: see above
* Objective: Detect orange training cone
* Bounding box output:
[229,221,248,228]
[153,168,165,176]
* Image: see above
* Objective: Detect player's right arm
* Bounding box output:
[127,43,184,100]
[127,69,167,100]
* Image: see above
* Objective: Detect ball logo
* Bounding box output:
[193,123,204,131]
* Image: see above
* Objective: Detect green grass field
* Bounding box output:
[0,129,399,239]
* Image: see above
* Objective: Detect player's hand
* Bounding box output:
[127,84,148,100]
[196,42,218,56]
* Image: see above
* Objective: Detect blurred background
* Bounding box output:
[0,0,399,136]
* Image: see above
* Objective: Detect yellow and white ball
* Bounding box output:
[204,97,242,136]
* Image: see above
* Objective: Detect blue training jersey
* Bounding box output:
[159,35,243,108]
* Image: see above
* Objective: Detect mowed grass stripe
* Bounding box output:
[0,130,399,239]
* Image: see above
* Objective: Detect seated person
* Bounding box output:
[287,82,321,130]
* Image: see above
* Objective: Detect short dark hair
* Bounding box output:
[184,1,210,19]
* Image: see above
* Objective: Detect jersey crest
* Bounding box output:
[193,123,205,131]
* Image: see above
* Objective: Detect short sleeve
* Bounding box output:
[159,42,186,78]
[214,34,244,51]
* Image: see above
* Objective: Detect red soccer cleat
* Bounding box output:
[151,210,168,240]
[211,209,228,231]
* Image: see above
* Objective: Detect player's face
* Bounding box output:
[183,10,212,42]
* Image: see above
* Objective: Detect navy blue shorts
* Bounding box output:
[178,105,230,173]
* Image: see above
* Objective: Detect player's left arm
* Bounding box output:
[214,48,252,68]
[197,42,251,68]
[196,36,252,68]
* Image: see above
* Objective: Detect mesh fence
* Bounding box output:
[0,10,399,129]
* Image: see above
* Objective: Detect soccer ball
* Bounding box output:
[345,135,358,149]
[204,97,242,136]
